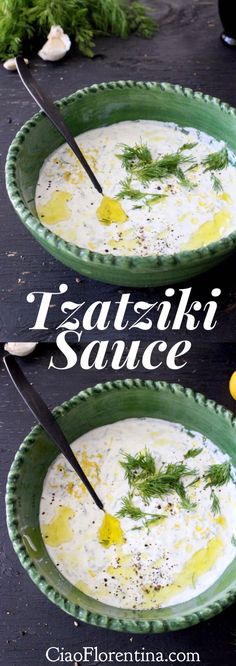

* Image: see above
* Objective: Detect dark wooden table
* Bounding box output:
[1,1,236,664]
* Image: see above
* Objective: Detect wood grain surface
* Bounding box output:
[1,1,236,665]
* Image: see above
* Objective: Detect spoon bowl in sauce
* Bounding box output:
[15,57,127,227]
[4,354,126,547]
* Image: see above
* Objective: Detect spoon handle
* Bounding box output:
[16,56,103,195]
[4,354,104,511]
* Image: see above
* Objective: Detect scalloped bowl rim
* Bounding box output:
[5,378,236,633]
[5,80,236,271]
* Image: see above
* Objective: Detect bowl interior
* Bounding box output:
[6,380,236,632]
[12,82,236,219]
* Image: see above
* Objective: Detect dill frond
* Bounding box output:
[211,173,223,192]
[175,167,196,189]
[0,2,34,60]
[179,142,198,152]
[126,1,156,39]
[116,177,148,200]
[117,141,196,190]
[116,142,152,171]
[186,476,200,488]
[116,176,166,205]
[145,194,167,206]
[231,535,236,547]
[117,494,164,522]
[90,0,129,38]
[135,151,195,185]
[184,447,203,459]
[0,0,157,60]
[204,461,231,488]
[119,451,196,511]
[211,491,221,515]
[132,515,167,530]
[202,146,229,172]
[120,448,156,485]
[117,495,145,520]
[143,516,166,527]
[175,482,196,511]
[136,463,196,503]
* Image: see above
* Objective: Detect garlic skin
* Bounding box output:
[3,57,29,71]
[38,26,71,62]
[4,342,37,357]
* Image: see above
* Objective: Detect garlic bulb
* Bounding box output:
[38,25,71,62]
[4,342,37,357]
[3,57,29,71]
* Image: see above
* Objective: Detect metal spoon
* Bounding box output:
[15,56,103,195]
[4,354,104,512]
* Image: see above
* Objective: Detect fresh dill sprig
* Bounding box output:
[118,495,146,520]
[179,142,198,152]
[120,448,156,485]
[211,490,221,515]
[117,141,196,187]
[211,173,223,193]
[117,494,164,522]
[116,177,166,205]
[186,476,200,488]
[126,1,156,39]
[145,194,167,206]
[174,481,196,511]
[204,461,231,488]
[134,151,195,185]
[136,462,196,506]
[143,516,166,527]
[202,146,228,193]
[202,146,229,173]
[116,177,149,201]
[119,451,196,510]
[0,0,156,60]
[184,447,203,459]
[231,535,236,547]
[132,515,166,531]
[175,167,196,189]
[116,142,152,171]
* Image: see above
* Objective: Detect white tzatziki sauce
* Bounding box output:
[35,120,236,256]
[40,417,236,610]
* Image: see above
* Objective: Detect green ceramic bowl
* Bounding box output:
[5,81,236,287]
[6,379,236,633]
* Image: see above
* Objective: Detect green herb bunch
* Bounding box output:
[117,140,196,189]
[203,461,231,514]
[0,0,156,60]
[202,146,229,192]
[118,493,166,529]
[116,141,231,203]
[116,140,198,205]
[117,447,233,528]
[117,448,198,529]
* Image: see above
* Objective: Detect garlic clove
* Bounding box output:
[4,342,37,357]
[38,25,71,62]
[3,57,29,71]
